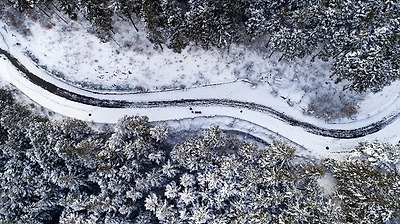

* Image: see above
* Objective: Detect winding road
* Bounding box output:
[2,21,400,155]
[1,47,399,139]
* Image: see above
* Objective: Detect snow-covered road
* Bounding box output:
[1,30,400,156]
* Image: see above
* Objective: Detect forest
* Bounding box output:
[1,0,400,223]
[0,86,399,223]
[5,0,400,92]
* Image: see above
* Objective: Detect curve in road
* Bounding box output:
[0,47,399,139]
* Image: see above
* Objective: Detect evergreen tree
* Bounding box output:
[82,0,114,41]
[57,0,79,20]
[328,157,400,223]
[185,0,246,49]
[161,0,189,53]
[141,0,168,50]
[109,0,142,31]
[7,0,32,12]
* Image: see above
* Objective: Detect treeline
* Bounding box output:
[0,87,399,223]
[6,0,400,93]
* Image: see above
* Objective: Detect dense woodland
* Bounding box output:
[0,86,399,223]
[4,0,400,92]
[1,1,400,223]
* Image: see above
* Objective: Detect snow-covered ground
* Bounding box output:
[1,12,380,122]
[2,32,400,159]
[1,12,400,159]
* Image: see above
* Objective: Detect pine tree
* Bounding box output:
[57,0,79,20]
[7,0,32,12]
[142,0,167,50]
[82,0,114,41]
[161,0,189,53]
[328,157,400,223]
[185,0,246,49]
[109,0,142,31]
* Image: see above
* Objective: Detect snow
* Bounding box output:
[0,14,359,120]
[2,48,400,159]
[21,17,244,91]
[1,13,400,159]
[317,173,337,196]
[357,81,400,119]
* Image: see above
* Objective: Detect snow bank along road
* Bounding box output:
[1,44,400,154]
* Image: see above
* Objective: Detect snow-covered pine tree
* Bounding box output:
[202,126,226,149]
[160,0,189,53]
[7,0,32,12]
[185,0,246,49]
[57,0,79,20]
[354,141,400,173]
[141,0,167,50]
[328,157,400,223]
[79,0,114,41]
[109,0,142,32]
